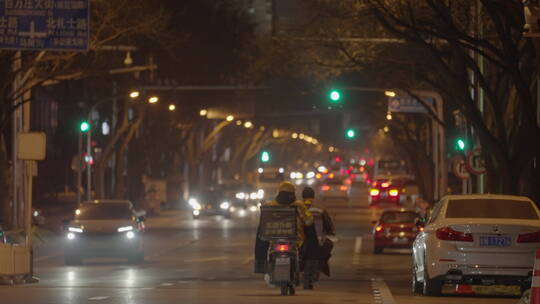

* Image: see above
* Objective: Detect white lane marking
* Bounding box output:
[35,252,63,262]
[241,255,254,265]
[354,236,363,254]
[371,278,396,304]
[160,283,174,287]
[183,256,228,263]
[88,296,110,301]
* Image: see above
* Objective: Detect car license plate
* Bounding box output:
[392,237,408,244]
[381,192,388,198]
[275,257,290,265]
[479,236,511,247]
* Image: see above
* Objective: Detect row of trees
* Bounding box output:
[248,0,540,202]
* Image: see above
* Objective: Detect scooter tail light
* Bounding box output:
[321,185,330,191]
[436,227,473,242]
[275,244,289,252]
[389,189,399,197]
[375,225,383,232]
[339,185,348,191]
[517,230,540,243]
[381,182,390,188]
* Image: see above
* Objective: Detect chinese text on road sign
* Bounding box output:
[0,0,89,51]
[388,96,434,113]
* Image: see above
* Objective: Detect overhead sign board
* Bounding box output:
[0,0,89,51]
[388,96,434,113]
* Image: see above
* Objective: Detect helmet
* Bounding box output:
[302,186,315,199]
[278,181,296,193]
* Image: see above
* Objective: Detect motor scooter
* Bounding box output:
[268,239,299,295]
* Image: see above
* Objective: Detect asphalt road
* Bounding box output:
[1,185,520,304]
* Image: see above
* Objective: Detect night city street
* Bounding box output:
[1,1,540,304]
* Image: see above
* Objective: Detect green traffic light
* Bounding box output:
[80,121,89,132]
[346,129,356,139]
[457,139,466,150]
[261,151,270,163]
[329,90,341,103]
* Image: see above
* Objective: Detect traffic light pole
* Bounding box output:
[86,127,92,202]
[77,132,82,204]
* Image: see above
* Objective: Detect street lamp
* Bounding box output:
[226,115,234,122]
[244,121,253,128]
[386,112,393,120]
[129,91,140,99]
[383,126,390,133]
[291,132,298,139]
[329,146,335,152]
[148,96,159,104]
[200,109,208,116]
[299,133,305,139]
[385,91,396,97]
[168,104,176,111]
[236,120,243,126]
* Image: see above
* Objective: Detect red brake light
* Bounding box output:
[339,185,348,191]
[344,179,352,185]
[419,227,424,232]
[517,230,540,243]
[321,185,330,191]
[276,244,289,252]
[436,227,473,242]
[375,225,383,232]
[388,189,399,197]
[381,182,390,188]
[329,173,335,179]
[370,189,380,196]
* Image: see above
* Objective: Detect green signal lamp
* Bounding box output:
[260,151,270,163]
[80,121,90,133]
[346,128,356,139]
[329,90,341,103]
[456,138,466,151]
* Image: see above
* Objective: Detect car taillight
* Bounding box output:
[375,225,383,232]
[275,244,289,252]
[370,189,380,196]
[340,185,348,191]
[321,185,330,191]
[419,227,424,232]
[517,230,540,243]
[381,182,390,188]
[344,179,352,185]
[436,227,473,242]
[388,189,399,197]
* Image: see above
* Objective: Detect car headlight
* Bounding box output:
[117,226,133,232]
[68,227,83,233]
[235,192,245,199]
[126,231,135,239]
[193,210,200,216]
[249,192,257,200]
[256,189,264,199]
[220,202,230,209]
[67,232,76,240]
[249,206,258,212]
[33,210,40,217]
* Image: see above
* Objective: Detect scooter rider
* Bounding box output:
[302,186,335,289]
[254,181,315,273]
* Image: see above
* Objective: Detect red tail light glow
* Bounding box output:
[381,182,390,188]
[339,185,348,191]
[375,225,383,232]
[370,189,380,196]
[419,227,424,232]
[321,185,330,191]
[436,227,473,242]
[388,189,399,197]
[275,244,289,252]
[329,173,335,179]
[517,230,540,243]
[344,179,352,185]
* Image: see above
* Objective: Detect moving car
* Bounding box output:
[369,178,401,205]
[64,200,145,265]
[319,178,350,201]
[189,189,233,219]
[373,209,422,254]
[412,194,540,296]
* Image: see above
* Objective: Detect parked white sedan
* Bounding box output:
[412,194,540,296]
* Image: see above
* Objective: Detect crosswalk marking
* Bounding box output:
[371,278,396,304]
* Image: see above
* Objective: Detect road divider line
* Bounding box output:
[184,256,228,263]
[354,236,363,254]
[371,278,396,304]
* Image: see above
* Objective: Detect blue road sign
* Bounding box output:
[387,96,434,113]
[0,0,89,51]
